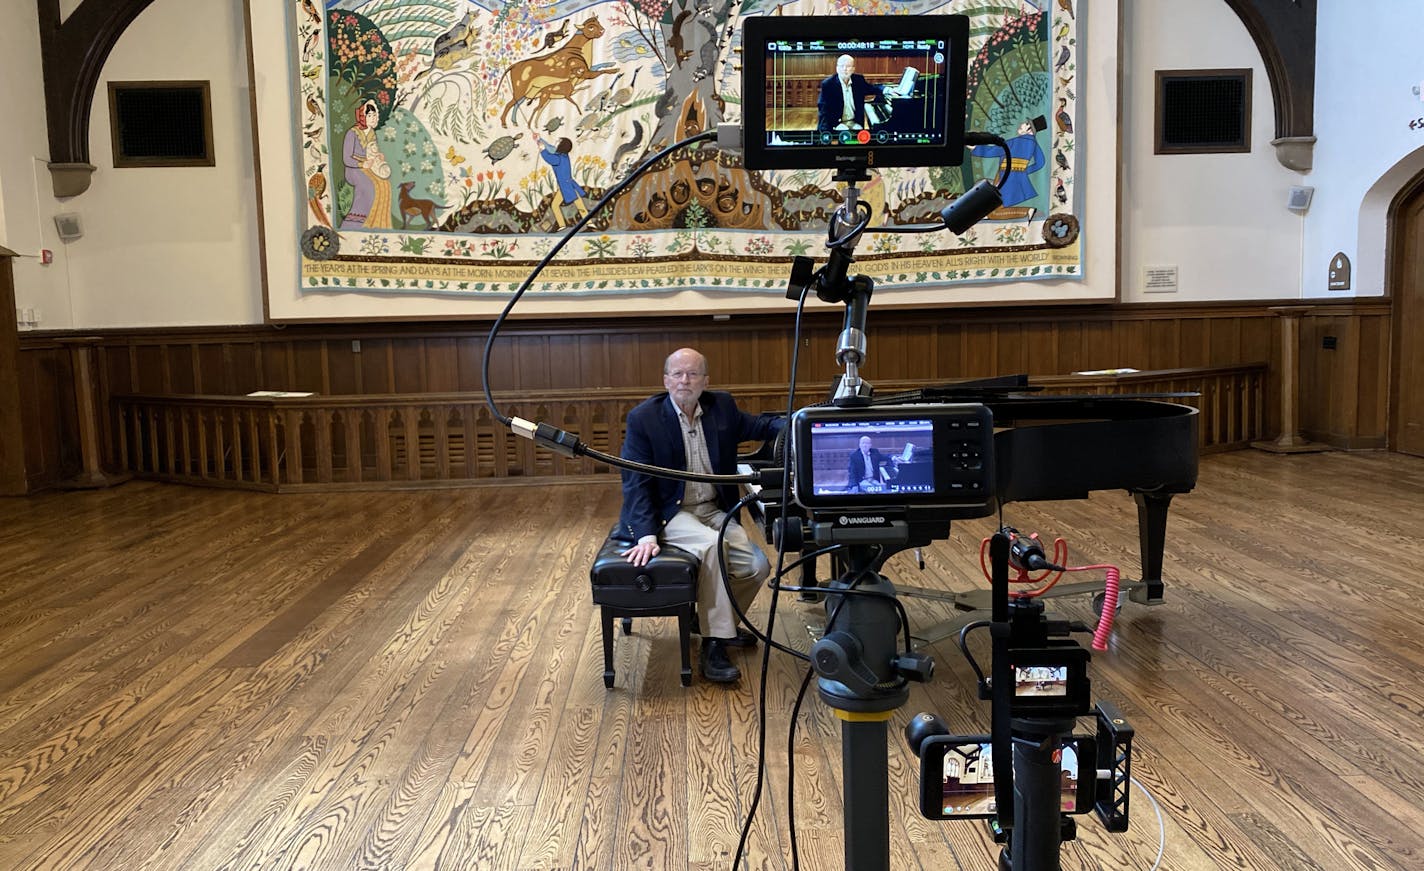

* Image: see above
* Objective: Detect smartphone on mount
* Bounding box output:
[917,734,1097,820]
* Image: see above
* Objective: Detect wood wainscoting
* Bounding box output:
[11,299,1389,491]
[113,366,1264,491]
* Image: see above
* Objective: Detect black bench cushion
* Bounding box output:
[590,527,698,610]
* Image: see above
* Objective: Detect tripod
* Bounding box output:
[809,542,925,870]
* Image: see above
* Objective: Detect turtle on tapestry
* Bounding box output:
[484,133,524,165]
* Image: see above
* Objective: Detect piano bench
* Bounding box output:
[589,531,700,688]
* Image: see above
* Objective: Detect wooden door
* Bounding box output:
[1391,174,1424,455]
[0,250,28,493]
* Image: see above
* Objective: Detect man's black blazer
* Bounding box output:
[618,391,783,541]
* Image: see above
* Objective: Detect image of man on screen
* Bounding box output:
[817,55,881,132]
[846,436,893,491]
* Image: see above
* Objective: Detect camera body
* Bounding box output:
[786,403,997,547]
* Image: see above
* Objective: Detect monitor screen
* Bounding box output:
[741,15,969,172]
[805,417,936,499]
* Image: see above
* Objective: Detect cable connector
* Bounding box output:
[509,417,585,458]
[716,122,742,151]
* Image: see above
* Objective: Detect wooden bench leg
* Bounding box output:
[678,605,693,687]
[601,606,616,689]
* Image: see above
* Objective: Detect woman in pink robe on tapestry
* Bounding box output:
[340,100,393,229]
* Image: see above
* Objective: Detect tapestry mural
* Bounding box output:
[294,0,1083,296]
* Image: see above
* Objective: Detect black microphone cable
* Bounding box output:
[475,129,754,489]
[729,279,812,870]
[853,131,1013,235]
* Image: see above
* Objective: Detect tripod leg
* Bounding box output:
[841,716,891,870]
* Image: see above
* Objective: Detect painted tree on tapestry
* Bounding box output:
[295,0,1085,294]
[326,9,396,225]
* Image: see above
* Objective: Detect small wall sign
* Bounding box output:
[1328,252,1352,291]
[1144,265,1178,293]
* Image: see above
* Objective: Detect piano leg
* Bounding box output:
[1132,491,1174,604]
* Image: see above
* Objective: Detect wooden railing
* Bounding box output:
[112,364,1265,491]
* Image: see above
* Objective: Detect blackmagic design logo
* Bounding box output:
[838,515,888,525]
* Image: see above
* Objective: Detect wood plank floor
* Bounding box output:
[1,450,1422,870]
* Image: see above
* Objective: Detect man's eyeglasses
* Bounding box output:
[666,370,706,381]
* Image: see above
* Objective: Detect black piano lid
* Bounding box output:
[990,397,1199,503]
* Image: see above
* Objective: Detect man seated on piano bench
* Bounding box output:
[817,54,887,133]
[618,348,785,684]
[846,435,902,492]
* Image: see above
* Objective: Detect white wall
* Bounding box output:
[0,1,73,329]
[1303,0,1424,298]
[65,0,264,327]
[11,0,1418,328]
[1120,0,1304,302]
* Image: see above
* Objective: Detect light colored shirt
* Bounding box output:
[674,400,717,509]
[841,77,855,125]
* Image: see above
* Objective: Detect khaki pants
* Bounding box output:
[661,503,770,638]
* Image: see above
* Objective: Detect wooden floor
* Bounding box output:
[2,450,1423,870]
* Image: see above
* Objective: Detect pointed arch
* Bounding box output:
[37,0,160,193]
[1220,0,1316,140]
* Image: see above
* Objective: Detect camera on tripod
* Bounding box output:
[786,403,997,548]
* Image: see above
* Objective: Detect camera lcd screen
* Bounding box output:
[1015,665,1069,698]
[805,417,936,499]
[929,738,1087,819]
[741,16,969,171]
[790,403,995,514]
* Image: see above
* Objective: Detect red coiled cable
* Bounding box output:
[979,535,1121,651]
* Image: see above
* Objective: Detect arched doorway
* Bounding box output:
[1389,170,1424,455]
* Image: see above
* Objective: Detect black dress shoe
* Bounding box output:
[716,628,758,649]
[699,639,741,683]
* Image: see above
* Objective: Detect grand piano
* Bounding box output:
[742,382,1199,640]
[865,68,936,135]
